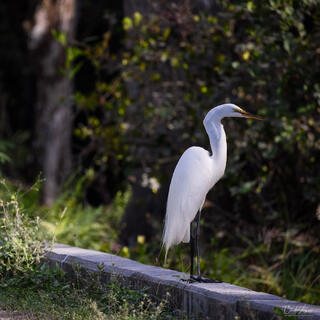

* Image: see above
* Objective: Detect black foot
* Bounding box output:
[182,276,222,283]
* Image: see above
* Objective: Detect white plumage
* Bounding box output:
[163,146,218,260]
[162,104,263,269]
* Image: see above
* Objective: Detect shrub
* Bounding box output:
[0,183,44,278]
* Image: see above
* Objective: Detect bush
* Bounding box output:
[0,181,44,279]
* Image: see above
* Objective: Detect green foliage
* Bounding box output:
[102,281,172,320]
[51,29,67,47]
[74,0,320,227]
[274,306,300,320]
[0,181,44,278]
[0,140,13,165]
[41,173,131,252]
[52,29,85,79]
[0,181,176,319]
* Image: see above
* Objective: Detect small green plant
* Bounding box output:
[274,306,300,320]
[0,193,44,279]
[51,29,85,79]
[102,280,172,320]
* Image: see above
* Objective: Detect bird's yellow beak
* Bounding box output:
[238,109,264,121]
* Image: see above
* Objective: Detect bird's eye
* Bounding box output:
[233,108,242,114]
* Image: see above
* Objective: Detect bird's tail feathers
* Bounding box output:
[164,248,168,265]
[162,213,172,265]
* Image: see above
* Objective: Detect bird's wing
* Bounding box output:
[162,146,214,260]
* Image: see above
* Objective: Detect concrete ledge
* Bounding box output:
[45,244,320,320]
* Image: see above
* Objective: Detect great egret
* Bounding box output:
[162,103,263,282]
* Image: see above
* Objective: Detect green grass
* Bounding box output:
[0,267,175,320]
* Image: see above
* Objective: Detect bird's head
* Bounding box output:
[204,103,264,124]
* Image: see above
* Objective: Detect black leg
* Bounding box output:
[188,211,222,284]
[196,210,201,277]
[190,221,195,278]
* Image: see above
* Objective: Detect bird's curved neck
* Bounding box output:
[204,117,227,174]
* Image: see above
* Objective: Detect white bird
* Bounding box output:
[162,103,263,282]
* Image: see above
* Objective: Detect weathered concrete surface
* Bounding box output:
[45,244,320,320]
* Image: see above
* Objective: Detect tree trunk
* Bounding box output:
[29,0,77,205]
